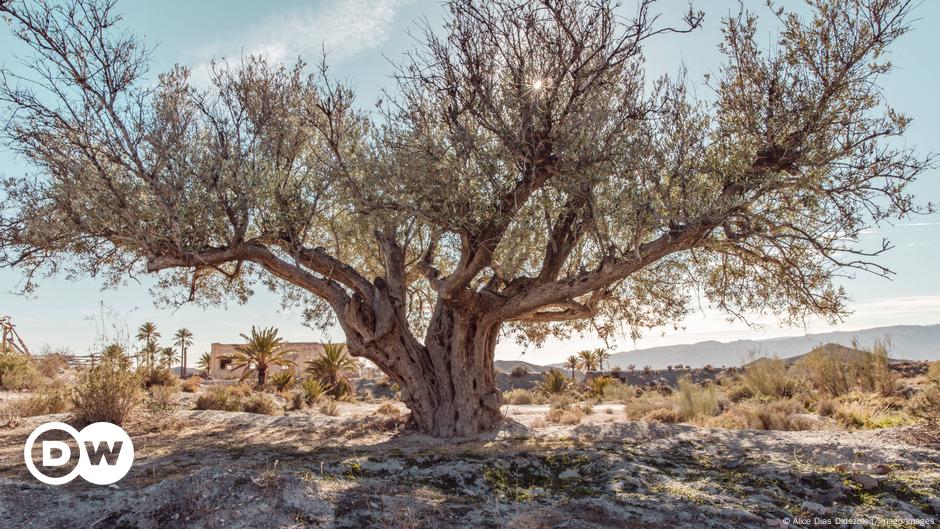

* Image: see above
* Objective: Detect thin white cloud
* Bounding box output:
[190,0,408,83]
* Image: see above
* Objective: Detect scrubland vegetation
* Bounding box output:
[503,343,940,431]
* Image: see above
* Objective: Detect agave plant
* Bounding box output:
[539,369,569,395]
[270,371,297,391]
[232,326,296,387]
[306,343,356,399]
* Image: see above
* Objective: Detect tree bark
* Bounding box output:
[342,291,503,437]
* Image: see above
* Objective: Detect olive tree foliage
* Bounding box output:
[0,0,930,435]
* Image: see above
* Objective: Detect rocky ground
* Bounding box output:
[0,405,938,528]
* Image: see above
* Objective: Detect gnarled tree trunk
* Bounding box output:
[341,288,503,437]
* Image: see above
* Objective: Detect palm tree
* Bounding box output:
[595,348,611,372]
[577,349,598,372]
[306,342,356,398]
[232,326,295,386]
[159,347,176,369]
[174,328,194,377]
[564,355,580,379]
[136,322,160,368]
[196,352,213,376]
[100,344,131,370]
[139,341,159,370]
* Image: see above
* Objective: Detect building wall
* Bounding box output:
[208,342,328,380]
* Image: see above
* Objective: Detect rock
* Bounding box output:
[929,497,940,514]
[870,464,892,475]
[849,473,880,491]
[558,468,580,479]
[800,501,828,516]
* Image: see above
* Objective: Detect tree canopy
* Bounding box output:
[0,0,930,435]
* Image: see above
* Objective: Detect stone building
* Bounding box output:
[208,342,328,380]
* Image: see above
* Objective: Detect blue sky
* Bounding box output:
[0,0,938,365]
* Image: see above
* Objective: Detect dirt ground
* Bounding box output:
[0,403,938,528]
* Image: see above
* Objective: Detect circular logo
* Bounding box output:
[23,421,134,485]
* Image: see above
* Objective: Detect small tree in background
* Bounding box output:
[232,327,296,387]
[174,328,194,377]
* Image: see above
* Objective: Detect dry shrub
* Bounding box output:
[905,386,940,421]
[928,361,940,385]
[799,340,896,397]
[71,365,143,426]
[1,382,72,422]
[712,399,815,431]
[816,398,837,417]
[33,352,70,378]
[140,367,179,389]
[374,402,401,416]
[622,392,675,420]
[602,382,636,401]
[504,388,542,405]
[319,399,339,416]
[195,385,243,412]
[146,384,179,414]
[676,377,720,422]
[642,407,680,423]
[181,376,201,393]
[242,393,280,415]
[726,384,754,402]
[545,407,583,425]
[834,394,912,429]
[0,353,42,390]
[742,357,797,398]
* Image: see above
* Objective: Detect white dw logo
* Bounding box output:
[23,422,134,485]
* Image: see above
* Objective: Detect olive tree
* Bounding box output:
[0,0,929,435]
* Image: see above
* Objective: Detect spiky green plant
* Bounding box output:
[585,375,614,399]
[539,369,569,395]
[270,371,297,391]
[300,378,328,405]
[306,343,356,399]
[232,326,296,387]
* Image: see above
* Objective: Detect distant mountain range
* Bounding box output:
[542,324,940,371]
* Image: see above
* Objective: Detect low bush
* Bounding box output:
[71,365,143,426]
[742,357,797,398]
[33,351,70,378]
[539,369,569,395]
[676,377,721,422]
[905,386,940,421]
[195,386,243,412]
[584,376,615,399]
[642,407,680,423]
[181,376,201,393]
[622,392,675,420]
[927,361,940,385]
[0,353,42,391]
[242,393,280,415]
[602,382,636,401]
[146,384,179,414]
[2,382,72,420]
[140,367,179,389]
[545,406,583,425]
[834,395,912,429]
[504,388,542,405]
[713,399,815,431]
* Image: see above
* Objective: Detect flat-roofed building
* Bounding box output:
[208,342,328,380]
